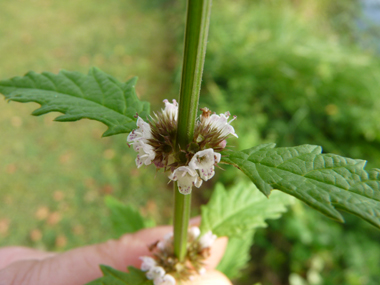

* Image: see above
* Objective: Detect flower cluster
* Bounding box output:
[139,227,218,283]
[140,256,176,285]
[127,99,237,194]
[127,117,155,168]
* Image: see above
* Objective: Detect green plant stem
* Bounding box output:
[176,0,212,148]
[173,0,212,262]
[173,182,192,261]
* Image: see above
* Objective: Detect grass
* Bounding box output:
[0,0,178,251]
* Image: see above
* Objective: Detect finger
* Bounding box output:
[0,225,228,285]
[183,270,232,285]
[189,216,201,226]
[0,247,56,270]
[203,236,228,269]
[189,216,228,269]
[0,226,172,285]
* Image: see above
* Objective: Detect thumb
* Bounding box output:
[0,225,172,285]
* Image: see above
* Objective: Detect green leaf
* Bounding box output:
[222,144,380,229]
[216,230,255,279]
[0,68,150,137]
[105,196,154,237]
[85,265,153,285]
[202,181,293,279]
[200,181,294,238]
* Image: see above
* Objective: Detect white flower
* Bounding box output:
[189,149,221,181]
[146,266,165,280]
[127,117,156,168]
[127,117,152,142]
[218,140,227,149]
[199,231,217,249]
[169,166,202,195]
[203,112,238,138]
[154,274,176,285]
[140,256,157,272]
[162,99,178,120]
[188,226,201,240]
[194,175,203,188]
[137,117,153,138]
[134,140,156,168]
[157,232,173,251]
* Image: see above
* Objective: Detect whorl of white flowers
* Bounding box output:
[140,256,176,285]
[127,99,237,194]
[139,227,217,283]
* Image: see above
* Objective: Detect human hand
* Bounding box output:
[0,224,231,285]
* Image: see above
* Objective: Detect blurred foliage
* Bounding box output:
[202,0,380,169]
[1,0,380,284]
[0,0,176,252]
[242,202,380,285]
[105,196,155,238]
[200,0,380,283]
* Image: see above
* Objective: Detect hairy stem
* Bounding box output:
[173,0,212,262]
[173,182,192,261]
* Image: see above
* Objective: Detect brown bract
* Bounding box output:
[145,107,235,172]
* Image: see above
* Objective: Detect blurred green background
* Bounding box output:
[1,0,380,284]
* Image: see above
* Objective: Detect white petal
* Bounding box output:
[137,117,151,133]
[135,140,155,167]
[157,232,173,250]
[199,231,217,249]
[188,226,201,239]
[169,166,200,194]
[128,116,155,169]
[135,156,144,168]
[168,166,196,181]
[127,130,139,142]
[225,124,238,138]
[199,166,215,181]
[189,149,215,170]
[204,112,238,138]
[161,274,176,285]
[178,182,192,195]
[140,256,156,271]
[147,266,165,280]
[218,140,227,148]
[214,152,221,163]
[162,99,178,120]
[128,117,152,141]
[153,277,163,285]
[154,275,175,285]
[190,149,219,181]
[194,175,203,188]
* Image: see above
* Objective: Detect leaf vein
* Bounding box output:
[255,162,379,201]
[41,73,59,92]
[60,72,85,98]
[8,86,127,117]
